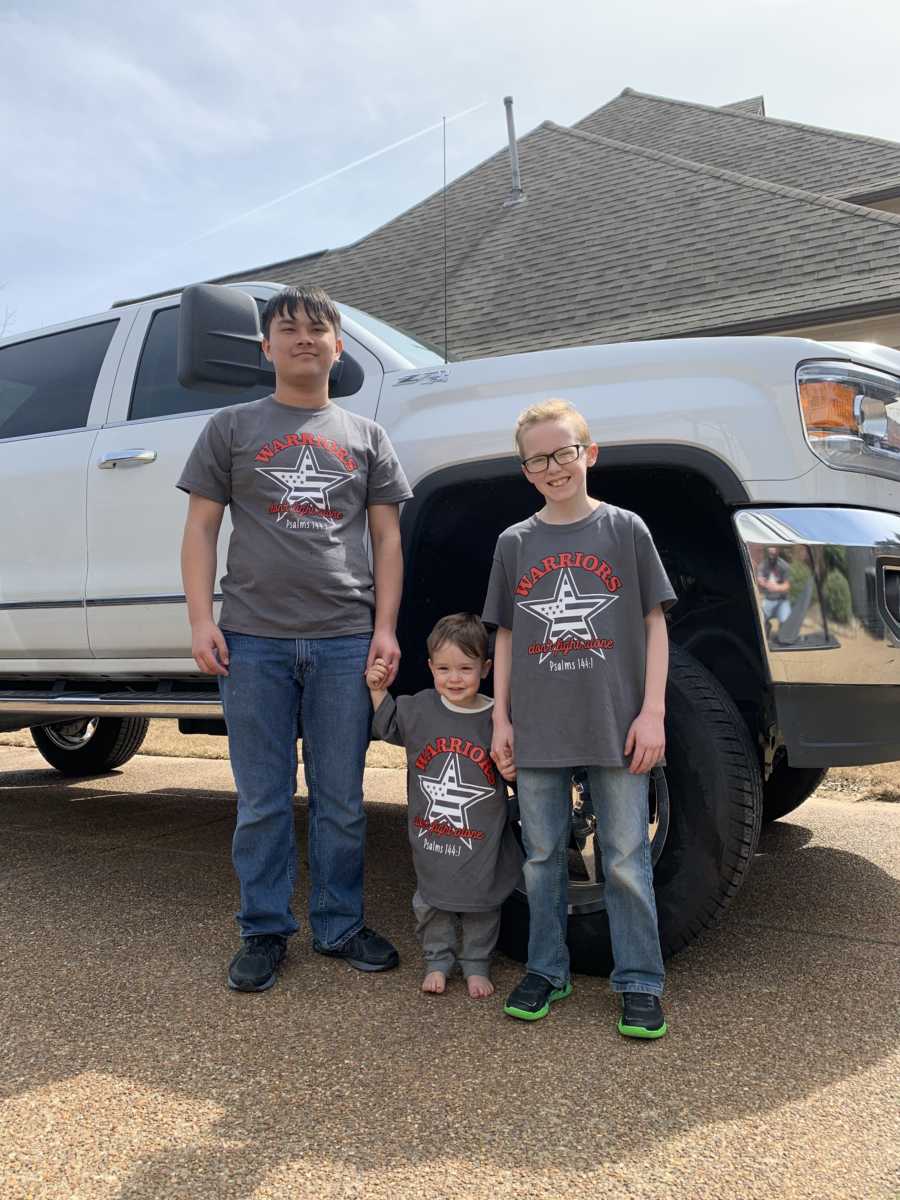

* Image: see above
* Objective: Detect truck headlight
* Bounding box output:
[797,361,900,481]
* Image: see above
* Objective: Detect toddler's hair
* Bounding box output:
[515,398,591,454]
[427,613,489,662]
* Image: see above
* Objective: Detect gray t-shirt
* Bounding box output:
[371,690,523,912]
[482,504,676,768]
[177,396,412,639]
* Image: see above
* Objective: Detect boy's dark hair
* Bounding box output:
[427,613,489,662]
[261,286,342,340]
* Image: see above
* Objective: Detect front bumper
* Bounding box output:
[735,507,900,766]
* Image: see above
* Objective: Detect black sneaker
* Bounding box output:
[503,972,573,1021]
[313,926,399,972]
[227,934,287,992]
[618,992,667,1039]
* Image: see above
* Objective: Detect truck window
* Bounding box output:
[129,305,272,421]
[0,321,116,439]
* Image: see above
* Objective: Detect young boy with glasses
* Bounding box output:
[482,399,676,1036]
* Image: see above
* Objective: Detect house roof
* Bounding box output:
[720,96,766,118]
[215,118,900,359]
[574,88,900,198]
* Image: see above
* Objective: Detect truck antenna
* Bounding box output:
[503,96,526,206]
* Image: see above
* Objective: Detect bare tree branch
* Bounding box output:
[0,281,14,337]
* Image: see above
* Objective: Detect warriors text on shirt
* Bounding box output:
[415,735,496,785]
[515,551,622,597]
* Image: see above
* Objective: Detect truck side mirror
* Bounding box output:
[177,284,274,393]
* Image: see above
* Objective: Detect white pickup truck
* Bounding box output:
[1,280,898,973]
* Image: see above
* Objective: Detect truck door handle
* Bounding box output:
[97,449,158,469]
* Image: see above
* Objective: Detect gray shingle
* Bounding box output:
[721,96,766,117]
[214,119,900,358]
[576,88,900,197]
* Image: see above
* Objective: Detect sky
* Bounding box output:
[3,0,900,336]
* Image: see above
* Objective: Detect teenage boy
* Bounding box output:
[482,398,676,1037]
[365,614,521,999]
[178,285,412,992]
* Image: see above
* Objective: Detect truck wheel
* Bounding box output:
[30,717,150,776]
[498,647,763,976]
[762,753,827,823]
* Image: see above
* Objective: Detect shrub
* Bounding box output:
[822,569,852,624]
[788,559,811,601]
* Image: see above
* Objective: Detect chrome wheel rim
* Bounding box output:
[514,766,671,916]
[43,718,99,751]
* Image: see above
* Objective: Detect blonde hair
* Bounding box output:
[515,399,591,455]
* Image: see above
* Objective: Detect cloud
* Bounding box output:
[4,0,900,333]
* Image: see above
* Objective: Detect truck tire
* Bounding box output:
[498,647,763,976]
[762,753,827,823]
[30,717,150,776]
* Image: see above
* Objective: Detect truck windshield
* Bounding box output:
[338,303,447,367]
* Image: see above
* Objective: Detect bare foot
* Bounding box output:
[421,970,447,994]
[466,974,494,999]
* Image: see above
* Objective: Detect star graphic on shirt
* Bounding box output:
[256,445,351,521]
[417,753,494,851]
[518,567,618,663]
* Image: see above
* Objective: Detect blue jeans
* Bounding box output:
[763,596,791,623]
[516,765,665,995]
[218,631,372,947]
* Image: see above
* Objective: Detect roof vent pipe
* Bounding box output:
[503,95,526,207]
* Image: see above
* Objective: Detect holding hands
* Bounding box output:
[366,630,400,687]
[366,656,391,710]
[365,657,391,691]
[491,716,517,782]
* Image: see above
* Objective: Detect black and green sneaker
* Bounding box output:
[503,972,573,1021]
[617,992,667,1039]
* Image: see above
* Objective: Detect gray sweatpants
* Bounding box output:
[412,890,502,978]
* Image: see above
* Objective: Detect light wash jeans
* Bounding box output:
[763,596,791,623]
[516,765,665,996]
[219,631,372,947]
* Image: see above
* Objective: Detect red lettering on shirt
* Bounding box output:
[414,815,485,841]
[412,738,496,785]
[513,551,621,595]
[415,745,437,770]
[253,432,358,469]
[528,637,615,656]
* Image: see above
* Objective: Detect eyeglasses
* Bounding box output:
[521,444,587,474]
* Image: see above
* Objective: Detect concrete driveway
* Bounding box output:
[0,746,898,1200]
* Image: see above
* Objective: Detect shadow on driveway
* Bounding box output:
[1,763,898,1197]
